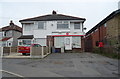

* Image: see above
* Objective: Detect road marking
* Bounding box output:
[0,70,24,77]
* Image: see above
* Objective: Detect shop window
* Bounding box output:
[72,37,81,48]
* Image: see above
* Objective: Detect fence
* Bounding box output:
[2,47,18,56]
[30,46,50,58]
[2,46,51,58]
[10,47,18,53]
[0,47,2,55]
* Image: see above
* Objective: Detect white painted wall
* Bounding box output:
[34,21,57,38]
[0,31,4,39]
[34,38,46,46]
[1,38,13,47]
[21,20,85,46]
[0,32,3,40]
[0,41,2,47]
[22,20,84,38]
[6,38,13,47]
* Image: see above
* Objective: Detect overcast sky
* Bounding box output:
[0,0,119,32]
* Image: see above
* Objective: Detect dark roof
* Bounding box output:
[86,9,120,35]
[0,37,12,41]
[18,35,34,39]
[2,26,22,32]
[1,21,22,32]
[19,14,86,22]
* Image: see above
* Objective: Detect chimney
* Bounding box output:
[9,20,14,26]
[52,10,57,15]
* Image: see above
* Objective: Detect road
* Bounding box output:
[2,53,119,78]
[2,70,21,77]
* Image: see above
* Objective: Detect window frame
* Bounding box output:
[38,21,45,29]
[57,21,69,29]
[74,22,80,29]
[23,23,33,31]
[72,36,81,48]
[22,40,31,45]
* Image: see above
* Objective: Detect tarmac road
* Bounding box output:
[2,53,119,78]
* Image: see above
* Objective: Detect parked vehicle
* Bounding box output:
[18,44,41,55]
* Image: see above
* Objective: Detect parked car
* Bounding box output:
[18,44,41,55]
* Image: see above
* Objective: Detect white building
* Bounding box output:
[0,21,22,47]
[18,11,86,52]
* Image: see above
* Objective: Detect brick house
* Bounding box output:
[0,21,22,47]
[85,9,120,52]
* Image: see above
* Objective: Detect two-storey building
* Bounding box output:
[18,11,86,53]
[0,20,22,47]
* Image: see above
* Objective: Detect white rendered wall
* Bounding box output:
[34,38,46,46]
[34,21,57,38]
[22,20,84,38]
[22,20,84,46]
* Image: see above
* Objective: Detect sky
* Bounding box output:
[0,0,119,32]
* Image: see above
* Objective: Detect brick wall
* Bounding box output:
[106,14,120,46]
[85,12,120,53]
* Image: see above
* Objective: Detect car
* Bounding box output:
[18,44,41,55]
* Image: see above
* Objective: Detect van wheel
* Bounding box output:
[22,53,26,55]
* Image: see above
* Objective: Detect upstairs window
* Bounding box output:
[24,23,32,31]
[57,21,69,29]
[38,22,45,29]
[74,22,80,29]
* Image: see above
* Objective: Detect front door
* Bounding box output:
[64,37,72,50]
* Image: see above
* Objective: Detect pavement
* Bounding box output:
[2,52,119,77]
[3,53,31,58]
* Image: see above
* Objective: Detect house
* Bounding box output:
[85,9,120,52]
[0,20,22,47]
[18,11,86,53]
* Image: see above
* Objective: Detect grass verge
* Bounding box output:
[93,47,120,59]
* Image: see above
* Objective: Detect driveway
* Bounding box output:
[2,52,119,77]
